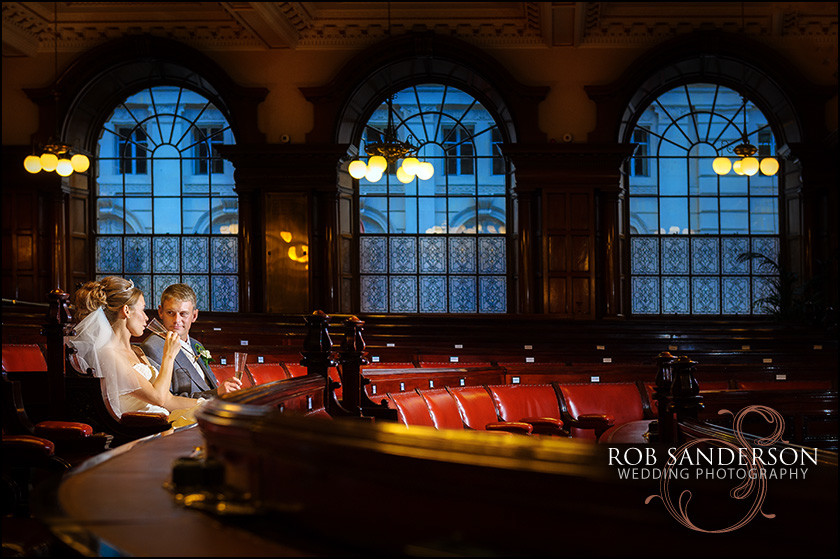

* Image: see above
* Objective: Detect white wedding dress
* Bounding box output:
[68,307,200,427]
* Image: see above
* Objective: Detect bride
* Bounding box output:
[68,276,203,427]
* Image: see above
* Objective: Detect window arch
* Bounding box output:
[94,85,239,311]
[626,83,780,315]
[358,84,508,313]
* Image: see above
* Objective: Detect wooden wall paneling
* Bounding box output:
[265,193,310,314]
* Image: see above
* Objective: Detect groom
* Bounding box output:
[141,283,241,399]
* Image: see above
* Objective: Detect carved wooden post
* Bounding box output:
[648,351,675,443]
[42,289,74,418]
[337,316,367,415]
[667,355,704,443]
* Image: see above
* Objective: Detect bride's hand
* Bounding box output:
[162,331,181,363]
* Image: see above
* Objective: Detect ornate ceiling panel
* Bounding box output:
[2,2,836,57]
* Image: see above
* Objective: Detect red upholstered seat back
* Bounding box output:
[420,389,465,429]
[2,344,48,372]
[448,386,499,430]
[247,363,289,385]
[210,364,255,388]
[735,380,832,391]
[388,391,434,428]
[284,363,308,378]
[559,383,644,440]
[487,384,561,421]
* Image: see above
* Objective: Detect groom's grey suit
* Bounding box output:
[140,334,217,399]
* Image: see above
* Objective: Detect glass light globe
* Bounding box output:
[348,160,367,179]
[760,157,779,176]
[56,158,74,177]
[712,157,731,175]
[416,161,434,180]
[365,166,383,183]
[71,153,90,173]
[401,157,420,174]
[368,155,387,172]
[741,157,759,176]
[396,166,414,184]
[40,152,58,172]
[23,155,42,173]
[732,159,744,175]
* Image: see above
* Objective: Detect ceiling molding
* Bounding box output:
[2,2,836,57]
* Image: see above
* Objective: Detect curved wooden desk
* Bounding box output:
[599,419,653,444]
[44,426,312,557]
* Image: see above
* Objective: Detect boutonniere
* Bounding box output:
[193,342,213,366]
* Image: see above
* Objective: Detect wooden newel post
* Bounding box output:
[648,351,675,443]
[300,310,341,414]
[337,316,367,414]
[667,355,704,442]
[42,288,74,418]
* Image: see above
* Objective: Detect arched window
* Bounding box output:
[95,86,239,311]
[627,83,779,315]
[358,84,508,313]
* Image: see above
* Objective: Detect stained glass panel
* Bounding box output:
[722,277,751,314]
[361,276,388,312]
[389,276,417,312]
[662,277,689,314]
[449,276,477,313]
[419,276,447,312]
[96,237,123,273]
[631,238,658,274]
[479,276,506,313]
[692,277,720,314]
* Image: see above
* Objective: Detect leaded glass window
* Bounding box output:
[95,86,239,311]
[358,84,508,313]
[627,83,779,316]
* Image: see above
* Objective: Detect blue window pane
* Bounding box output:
[750,198,779,234]
[479,276,506,313]
[662,277,689,314]
[420,276,447,313]
[389,237,417,273]
[210,275,237,312]
[360,237,387,273]
[659,198,688,234]
[124,237,151,274]
[692,277,720,314]
[723,277,751,314]
[153,237,180,273]
[96,237,122,273]
[449,276,477,313]
[720,197,749,234]
[631,237,659,274]
[389,276,417,312]
[361,276,388,312]
[632,277,659,314]
[629,197,658,234]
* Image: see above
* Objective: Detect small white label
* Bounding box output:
[371,356,380,362]
[775,374,787,381]
[596,345,605,350]
[525,357,535,363]
[220,358,227,365]
[741,345,751,350]
[813,345,822,350]
[307,395,313,410]
[524,345,533,350]
[511,376,520,384]
[399,382,405,391]
[371,385,377,394]
[454,344,463,349]
[449,356,459,363]
[386,343,396,347]
[603,357,612,363]
[240,340,248,346]
[429,380,434,388]
[668,345,678,351]
[459,378,466,386]
[258,356,264,363]
[591,376,600,383]
[763,358,773,364]
[213,327,222,331]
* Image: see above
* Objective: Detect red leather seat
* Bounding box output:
[486,384,565,435]
[283,363,309,378]
[2,344,48,372]
[388,391,435,428]
[448,386,532,434]
[247,363,289,384]
[209,364,253,388]
[558,383,644,441]
[419,389,464,429]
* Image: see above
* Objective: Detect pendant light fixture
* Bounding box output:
[23,2,90,177]
[347,3,433,184]
[711,3,777,177]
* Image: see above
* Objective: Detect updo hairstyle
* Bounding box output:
[74,276,143,323]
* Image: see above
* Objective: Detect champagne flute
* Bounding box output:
[234,351,248,381]
[146,317,168,338]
